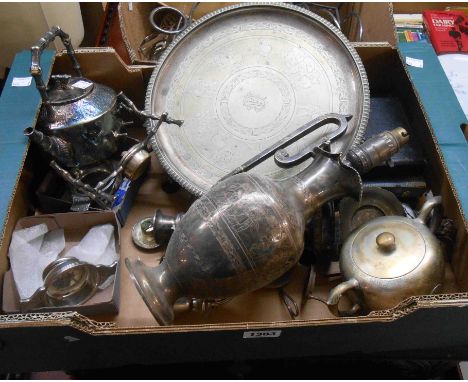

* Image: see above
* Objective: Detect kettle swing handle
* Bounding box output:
[30,26,82,105]
[326,278,361,317]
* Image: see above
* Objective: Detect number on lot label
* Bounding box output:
[243,330,282,339]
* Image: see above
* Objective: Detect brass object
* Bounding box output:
[327,196,445,317]
[21,257,117,312]
[126,115,409,325]
[147,3,370,196]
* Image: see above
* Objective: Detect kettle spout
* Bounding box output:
[24,127,75,167]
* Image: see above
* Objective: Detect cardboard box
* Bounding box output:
[118,2,236,64]
[341,2,466,45]
[2,211,120,316]
[119,2,353,64]
[344,2,468,227]
[0,21,468,373]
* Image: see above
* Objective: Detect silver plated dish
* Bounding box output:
[146,3,370,196]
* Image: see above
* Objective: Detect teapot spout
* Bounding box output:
[24,127,75,167]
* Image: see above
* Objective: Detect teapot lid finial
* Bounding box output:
[376,232,396,253]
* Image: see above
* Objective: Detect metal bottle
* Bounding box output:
[126,114,409,325]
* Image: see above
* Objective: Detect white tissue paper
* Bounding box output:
[10,223,48,252]
[9,224,65,300]
[66,224,118,266]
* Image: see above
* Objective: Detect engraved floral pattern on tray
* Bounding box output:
[148,4,368,195]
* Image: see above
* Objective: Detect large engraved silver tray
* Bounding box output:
[146,3,370,196]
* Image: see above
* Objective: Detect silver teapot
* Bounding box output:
[326,196,445,316]
[126,114,409,325]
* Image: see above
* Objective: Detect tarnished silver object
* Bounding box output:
[326,196,445,317]
[133,122,408,250]
[149,6,189,35]
[173,297,232,316]
[26,26,182,210]
[138,4,200,64]
[220,113,351,181]
[134,114,351,250]
[50,160,116,210]
[147,3,370,196]
[21,257,117,312]
[132,217,158,250]
[346,127,408,173]
[132,209,184,250]
[30,26,122,168]
[126,115,409,325]
[339,187,405,238]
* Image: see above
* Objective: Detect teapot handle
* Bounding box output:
[326,278,361,317]
[414,196,442,225]
[30,26,82,104]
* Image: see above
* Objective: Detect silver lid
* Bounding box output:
[42,77,117,131]
[350,217,427,279]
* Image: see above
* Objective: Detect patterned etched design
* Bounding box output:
[216,67,295,140]
[148,3,369,195]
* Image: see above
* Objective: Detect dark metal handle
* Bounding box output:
[219,113,352,181]
[274,114,350,167]
[30,26,82,103]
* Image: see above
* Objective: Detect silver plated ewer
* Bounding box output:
[126,114,410,325]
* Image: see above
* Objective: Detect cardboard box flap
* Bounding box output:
[0,50,54,252]
[345,2,397,46]
[399,42,468,145]
[398,42,468,223]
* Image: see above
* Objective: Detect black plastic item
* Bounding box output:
[35,170,73,213]
[363,178,427,200]
[300,202,339,270]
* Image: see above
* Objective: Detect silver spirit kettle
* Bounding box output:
[327,196,445,316]
[25,26,182,210]
[28,26,122,168]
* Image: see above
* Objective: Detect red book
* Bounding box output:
[423,10,468,54]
